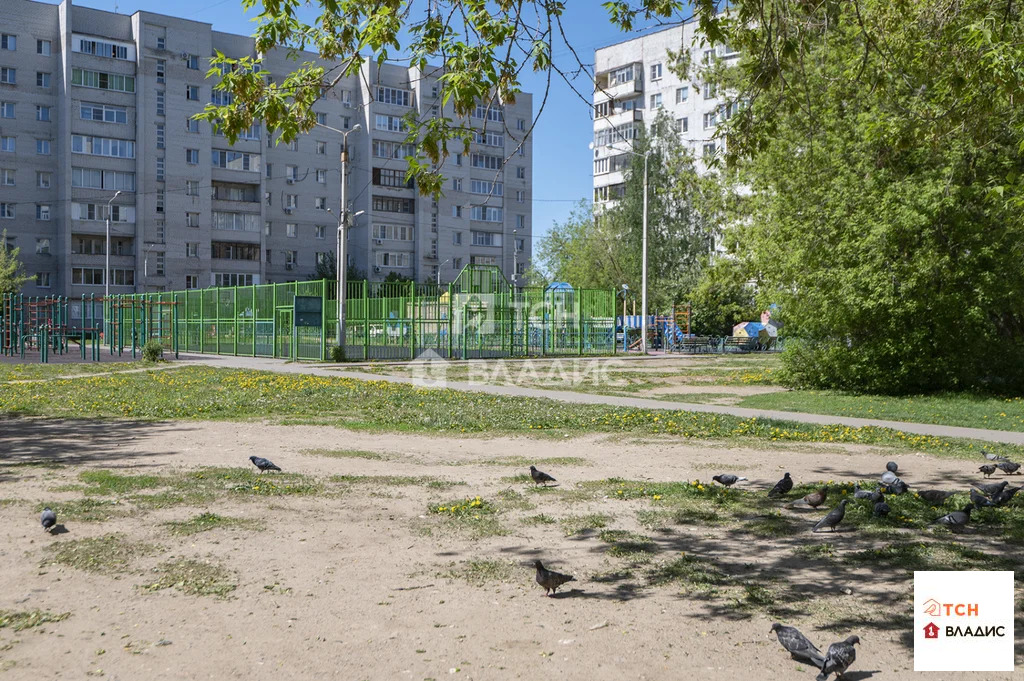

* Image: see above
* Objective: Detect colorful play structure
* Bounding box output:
[615,304,784,354]
[1,294,104,362]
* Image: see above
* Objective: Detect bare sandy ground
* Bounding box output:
[0,418,1020,680]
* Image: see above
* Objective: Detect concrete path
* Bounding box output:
[176,353,1024,446]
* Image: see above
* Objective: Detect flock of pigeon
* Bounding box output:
[33,448,1020,679]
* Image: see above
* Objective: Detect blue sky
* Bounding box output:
[44,0,686,244]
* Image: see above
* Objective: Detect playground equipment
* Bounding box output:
[1,294,103,362]
[114,265,618,361]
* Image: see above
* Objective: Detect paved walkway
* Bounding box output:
[177,353,1024,446]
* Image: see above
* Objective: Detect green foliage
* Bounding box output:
[142,340,163,363]
[0,610,70,631]
[328,344,345,362]
[0,229,30,294]
[714,0,1024,393]
[688,257,759,335]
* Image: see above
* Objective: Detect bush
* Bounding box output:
[142,339,164,363]
[328,344,345,362]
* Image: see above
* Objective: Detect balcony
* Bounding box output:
[594,108,642,130]
[594,76,643,102]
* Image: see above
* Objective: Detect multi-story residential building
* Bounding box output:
[591,20,737,205]
[0,0,532,326]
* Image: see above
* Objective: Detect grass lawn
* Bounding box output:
[738,390,1024,433]
[0,360,146,383]
[2,366,1022,461]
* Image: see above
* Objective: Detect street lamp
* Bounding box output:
[104,189,122,337]
[437,259,450,287]
[317,122,361,351]
[589,141,651,353]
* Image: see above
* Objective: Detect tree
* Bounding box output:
[687,257,758,336]
[712,0,1024,393]
[532,200,624,290]
[0,230,30,294]
[199,1,697,196]
[310,251,365,283]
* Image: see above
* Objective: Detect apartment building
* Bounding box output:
[0,0,532,321]
[592,21,737,205]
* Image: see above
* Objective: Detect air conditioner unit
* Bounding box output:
[373,266,381,273]
[286,178,295,184]
[283,207,293,214]
[180,52,189,60]
[374,238,384,245]
[285,263,294,270]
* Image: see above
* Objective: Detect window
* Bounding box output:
[375,113,408,132]
[186,54,199,70]
[76,38,129,60]
[316,112,327,125]
[470,255,497,266]
[515,237,525,252]
[471,206,502,222]
[72,202,135,222]
[156,59,165,83]
[213,273,254,287]
[211,149,260,172]
[210,89,233,107]
[156,36,165,50]
[286,165,298,180]
[1,35,15,51]
[37,40,51,56]
[593,123,640,147]
[36,139,51,155]
[675,86,689,104]
[72,268,104,286]
[36,72,50,88]
[471,230,502,247]
[71,168,135,191]
[153,256,163,277]
[36,204,50,220]
[212,183,258,201]
[517,118,526,131]
[186,85,199,100]
[315,140,327,155]
[676,117,688,133]
[0,102,12,118]
[342,116,351,129]
[316,251,329,266]
[375,252,411,268]
[516,166,525,180]
[186,148,199,165]
[315,197,326,210]
[285,194,297,209]
[650,93,663,109]
[185,275,198,290]
[156,157,165,181]
[37,172,51,188]
[0,68,15,85]
[376,86,411,106]
[264,221,272,236]
[372,141,416,159]
[470,153,502,170]
[702,142,717,158]
[71,68,134,92]
[80,102,127,124]
[155,124,165,149]
[372,195,415,214]
[211,212,260,232]
[286,223,297,238]
[455,153,463,167]
[186,118,200,133]
[650,63,662,80]
[186,212,199,227]
[516,214,526,229]
[72,135,135,158]
[703,82,716,99]
[265,163,272,179]
[452,177,463,192]
[372,224,414,241]
[0,169,12,185]
[452,205,463,218]
[316,169,327,184]
[0,202,13,218]
[284,250,297,266]
[475,130,504,147]
[288,139,298,152]
[314,225,326,239]
[186,180,199,196]
[35,272,51,288]
[36,238,50,254]
[703,111,717,129]
[703,49,715,64]
[473,104,503,121]
[186,242,198,258]
[0,137,12,152]
[372,167,412,188]
[516,190,525,203]
[212,242,260,261]
[470,179,502,196]
[156,191,164,213]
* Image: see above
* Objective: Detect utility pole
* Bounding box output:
[640,151,649,354]
[104,190,122,337]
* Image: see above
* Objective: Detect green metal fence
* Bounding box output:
[112,265,618,361]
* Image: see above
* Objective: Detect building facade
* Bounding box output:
[0,0,532,322]
[592,21,737,205]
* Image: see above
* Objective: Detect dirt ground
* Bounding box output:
[0,418,1020,680]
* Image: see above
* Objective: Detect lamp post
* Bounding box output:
[104,189,122,337]
[437,259,450,287]
[317,122,361,351]
[589,141,650,353]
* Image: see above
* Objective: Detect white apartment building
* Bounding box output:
[0,0,532,318]
[592,20,737,204]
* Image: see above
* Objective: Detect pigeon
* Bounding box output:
[973,480,1008,496]
[853,483,876,500]
[880,471,898,486]
[769,623,825,669]
[529,465,556,486]
[803,487,828,508]
[970,488,996,508]
[983,449,1009,462]
[979,464,998,478]
[816,635,860,681]
[249,456,281,473]
[997,461,1021,475]
[883,478,910,495]
[712,474,747,487]
[917,490,956,505]
[533,560,575,596]
[769,473,793,497]
[813,500,848,533]
[931,504,973,529]
[886,461,898,473]
[989,485,1023,507]
[873,497,890,517]
[867,490,884,504]
[40,508,57,532]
